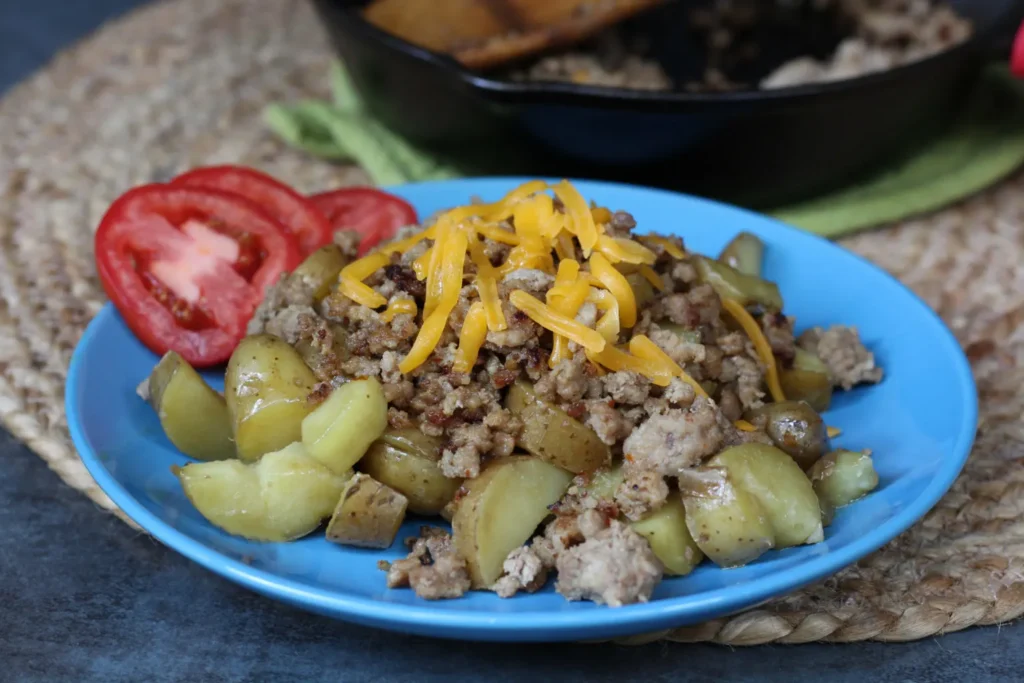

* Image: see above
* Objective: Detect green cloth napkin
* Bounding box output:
[265,63,1024,238]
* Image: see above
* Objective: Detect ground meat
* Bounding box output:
[502,268,555,294]
[623,397,725,474]
[385,527,470,600]
[332,229,362,259]
[584,398,635,446]
[492,546,550,598]
[575,301,598,328]
[440,423,493,479]
[670,260,698,287]
[661,377,696,407]
[799,325,884,390]
[761,312,796,365]
[601,371,650,405]
[534,354,589,404]
[485,302,541,349]
[659,284,721,328]
[614,471,669,521]
[555,521,663,607]
[607,210,637,239]
[383,264,426,299]
[246,270,319,342]
[648,327,706,367]
[296,315,345,381]
[716,331,749,356]
[717,388,743,421]
[721,355,765,410]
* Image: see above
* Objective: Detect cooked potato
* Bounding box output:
[359,429,462,515]
[146,351,233,461]
[176,442,349,542]
[291,243,350,303]
[809,450,879,509]
[680,467,775,567]
[746,400,829,470]
[693,255,783,310]
[631,497,704,576]
[301,378,388,474]
[326,473,408,548]
[294,322,348,377]
[718,232,764,276]
[780,348,832,413]
[581,462,626,501]
[505,380,611,474]
[710,443,823,548]
[453,456,573,587]
[225,335,317,462]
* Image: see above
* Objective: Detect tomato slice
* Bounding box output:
[95,184,302,367]
[310,187,418,254]
[172,166,333,255]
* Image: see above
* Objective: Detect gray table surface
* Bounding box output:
[2,2,1021,681]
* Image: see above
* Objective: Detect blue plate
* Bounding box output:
[67,178,977,642]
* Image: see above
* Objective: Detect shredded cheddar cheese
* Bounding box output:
[453,302,488,373]
[734,419,757,432]
[721,298,786,403]
[510,290,606,353]
[334,180,797,399]
[827,426,842,438]
[589,252,638,328]
[628,335,708,398]
[379,298,417,322]
[641,235,686,259]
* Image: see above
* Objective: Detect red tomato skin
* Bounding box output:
[310,187,417,254]
[172,166,334,255]
[95,184,301,367]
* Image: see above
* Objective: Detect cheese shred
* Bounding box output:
[721,298,786,403]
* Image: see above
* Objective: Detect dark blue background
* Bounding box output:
[1,2,1021,681]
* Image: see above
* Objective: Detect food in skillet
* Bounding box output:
[106,170,883,606]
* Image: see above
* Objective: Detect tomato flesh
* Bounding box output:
[172,166,333,255]
[95,185,301,367]
[310,187,418,254]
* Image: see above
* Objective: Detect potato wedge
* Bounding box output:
[631,497,704,576]
[225,335,317,462]
[291,243,350,303]
[176,442,349,542]
[710,443,823,548]
[146,351,233,461]
[326,473,408,548]
[718,232,764,277]
[680,467,774,567]
[746,400,829,471]
[809,450,879,509]
[581,462,626,501]
[779,348,832,413]
[453,456,573,587]
[693,255,783,310]
[360,430,462,515]
[505,380,611,474]
[301,378,388,474]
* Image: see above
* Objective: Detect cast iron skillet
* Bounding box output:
[312,0,1023,207]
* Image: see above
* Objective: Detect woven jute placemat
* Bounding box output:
[2,0,1023,646]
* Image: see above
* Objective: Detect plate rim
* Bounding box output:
[66,176,978,641]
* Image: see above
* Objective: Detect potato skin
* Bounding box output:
[709,443,823,548]
[176,442,349,542]
[452,456,572,587]
[291,243,350,303]
[147,351,234,461]
[225,335,317,462]
[809,450,879,510]
[680,467,775,567]
[301,378,388,475]
[693,255,782,310]
[746,400,829,471]
[359,437,462,515]
[504,381,610,474]
[779,349,832,413]
[326,473,408,549]
[631,497,704,576]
